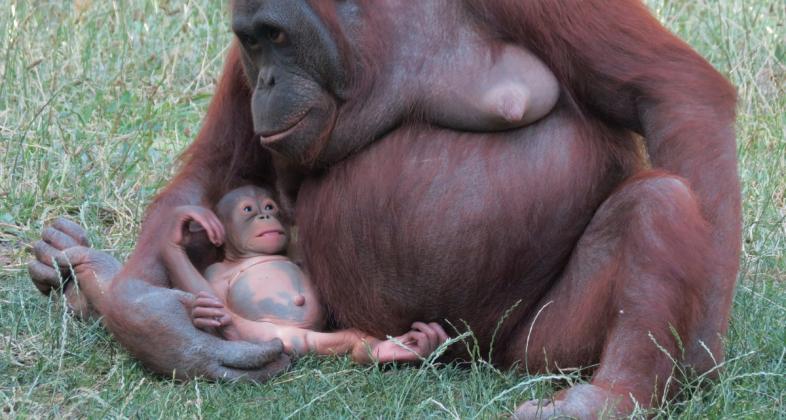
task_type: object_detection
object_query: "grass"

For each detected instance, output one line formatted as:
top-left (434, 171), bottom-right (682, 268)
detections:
top-left (0, 0), bottom-right (783, 418)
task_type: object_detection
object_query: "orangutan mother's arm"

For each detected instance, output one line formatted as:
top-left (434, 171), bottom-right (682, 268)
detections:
top-left (120, 43), bottom-right (270, 290)
top-left (99, 42), bottom-right (286, 381)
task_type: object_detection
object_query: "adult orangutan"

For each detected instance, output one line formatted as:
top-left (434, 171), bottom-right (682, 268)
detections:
top-left (29, 0), bottom-right (740, 417)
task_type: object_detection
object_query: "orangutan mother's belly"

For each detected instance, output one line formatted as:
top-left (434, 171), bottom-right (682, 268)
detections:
top-left (296, 121), bottom-right (627, 337)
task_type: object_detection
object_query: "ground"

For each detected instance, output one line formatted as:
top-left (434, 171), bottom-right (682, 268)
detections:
top-left (0, 0), bottom-right (783, 418)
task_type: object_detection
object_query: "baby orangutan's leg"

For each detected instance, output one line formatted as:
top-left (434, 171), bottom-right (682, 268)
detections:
top-left (28, 218), bottom-right (121, 319)
top-left (426, 44), bottom-right (560, 132)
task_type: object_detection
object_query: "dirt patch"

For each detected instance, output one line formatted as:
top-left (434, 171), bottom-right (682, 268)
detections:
top-left (0, 239), bottom-right (23, 270)
top-left (0, 243), bottom-right (13, 268)
top-left (0, 219), bottom-right (26, 270)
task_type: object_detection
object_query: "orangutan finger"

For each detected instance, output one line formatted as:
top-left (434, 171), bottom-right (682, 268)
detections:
top-left (51, 218), bottom-right (90, 246)
top-left (193, 211), bottom-right (222, 246)
top-left (218, 313), bottom-right (232, 326)
top-left (219, 338), bottom-right (285, 369)
top-left (27, 260), bottom-right (59, 294)
top-left (408, 331), bottom-right (428, 353)
top-left (193, 296), bottom-right (224, 308)
top-left (204, 212), bottom-right (225, 245)
top-left (42, 226), bottom-right (80, 250)
top-left (190, 213), bottom-right (216, 244)
top-left (429, 322), bottom-right (449, 343)
top-left (212, 349), bottom-right (289, 384)
top-left (412, 322), bottom-right (437, 350)
top-left (192, 307), bottom-right (228, 319)
top-left (32, 240), bottom-right (64, 268)
top-left (194, 318), bottom-right (222, 329)
top-left (54, 246), bottom-right (92, 268)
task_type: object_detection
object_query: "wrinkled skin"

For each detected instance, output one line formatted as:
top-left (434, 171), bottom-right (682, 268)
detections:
top-left (30, 1), bottom-right (740, 417)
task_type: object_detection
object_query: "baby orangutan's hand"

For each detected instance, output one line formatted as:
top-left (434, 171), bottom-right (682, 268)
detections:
top-left (372, 322), bottom-right (449, 363)
top-left (190, 291), bottom-right (233, 333)
top-left (166, 205), bottom-right (225, 249)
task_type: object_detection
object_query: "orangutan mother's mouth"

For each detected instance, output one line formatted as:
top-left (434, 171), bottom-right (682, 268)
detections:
top-left (259, 112), bottom-right (309, 144)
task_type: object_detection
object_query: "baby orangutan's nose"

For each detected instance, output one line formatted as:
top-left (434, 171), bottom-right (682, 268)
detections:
top-left (258, 214), bottom-right (272, 220)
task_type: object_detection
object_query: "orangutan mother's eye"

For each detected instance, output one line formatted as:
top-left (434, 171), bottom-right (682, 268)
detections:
top-left (265, 26), bottom-right (287, 45)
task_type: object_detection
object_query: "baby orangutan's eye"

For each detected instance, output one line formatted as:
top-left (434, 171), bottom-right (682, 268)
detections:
top-left (265, 204), bottom-right (275, 211)
top-left (243, 206), bottom-right (253, 213)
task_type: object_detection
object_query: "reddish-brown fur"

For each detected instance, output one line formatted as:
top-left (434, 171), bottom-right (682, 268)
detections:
top-left (30, 1), bottom-right (739, 416)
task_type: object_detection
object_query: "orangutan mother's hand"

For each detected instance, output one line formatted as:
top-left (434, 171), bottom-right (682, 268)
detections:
top-left (103, 278), bottom-right (290, 382)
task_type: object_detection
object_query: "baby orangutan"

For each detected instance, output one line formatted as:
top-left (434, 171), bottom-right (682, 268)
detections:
top-left (161, 185), bottom-right (448, 363)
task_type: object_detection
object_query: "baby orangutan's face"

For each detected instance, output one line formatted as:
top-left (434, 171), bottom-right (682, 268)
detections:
top-left (217, 186), bottom-right (288, 256)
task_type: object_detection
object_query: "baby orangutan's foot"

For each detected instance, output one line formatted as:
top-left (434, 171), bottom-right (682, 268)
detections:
top-left (370, 322), bottom-right (449, 363)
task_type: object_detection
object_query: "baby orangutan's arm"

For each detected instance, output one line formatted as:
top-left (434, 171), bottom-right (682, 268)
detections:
top-left (191, 293), bottom-right (448, 363)
top-left (160, 206), bottom-right (224, 295)
top-left (161, 206), bottom-right (231, 328)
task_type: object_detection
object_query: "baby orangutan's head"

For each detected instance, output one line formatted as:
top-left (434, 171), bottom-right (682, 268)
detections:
top-left (215, 185), bottom-right (288, 258)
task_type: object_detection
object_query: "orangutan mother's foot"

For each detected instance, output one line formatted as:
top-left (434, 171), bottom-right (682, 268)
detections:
top-left (514, 384), bottom-right (633, 419)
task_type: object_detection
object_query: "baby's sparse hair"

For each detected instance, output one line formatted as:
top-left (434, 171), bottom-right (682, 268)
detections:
top-left (214, 185), bottom-right (275, 222)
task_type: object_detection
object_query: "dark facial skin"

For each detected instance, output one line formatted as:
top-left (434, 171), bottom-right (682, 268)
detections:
top-left (215, 186), bottom-right (289, 259)
top-left (232, 1), bottom-right (344, 164)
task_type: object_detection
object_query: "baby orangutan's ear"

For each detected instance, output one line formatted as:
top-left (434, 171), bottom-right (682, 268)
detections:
top-left (188, 221), bottom-right (205, 233)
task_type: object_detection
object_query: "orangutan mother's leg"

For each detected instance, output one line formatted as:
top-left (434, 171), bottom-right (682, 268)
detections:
top-left (510, 172), bottom-right (725, 419)
top-left (28, 218), bottom-right (290, 381)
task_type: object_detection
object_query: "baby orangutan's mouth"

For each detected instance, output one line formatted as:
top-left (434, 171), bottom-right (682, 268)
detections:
top-left (257, 230), bottom-right (285, 238)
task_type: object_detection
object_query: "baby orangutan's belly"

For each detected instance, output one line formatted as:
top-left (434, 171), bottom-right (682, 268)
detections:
top-left (226, 260), bottom-right (324, 330)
